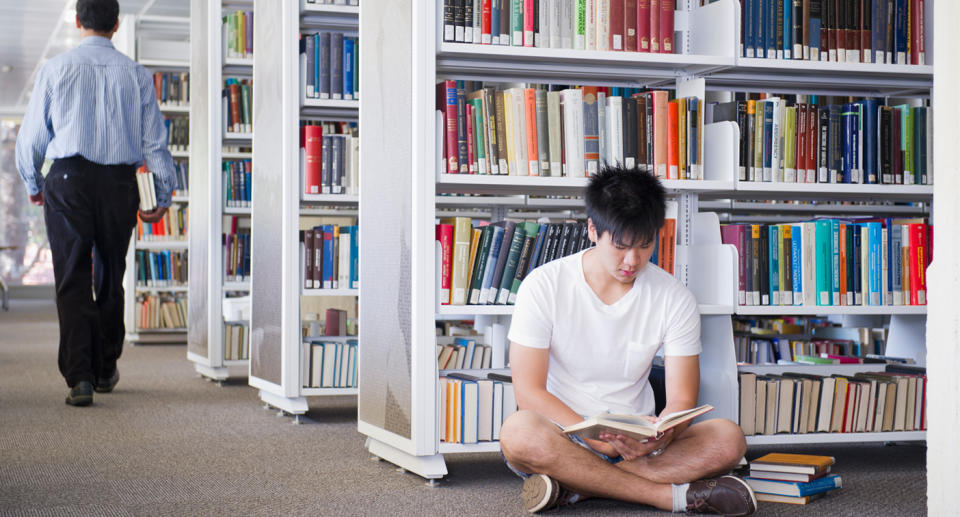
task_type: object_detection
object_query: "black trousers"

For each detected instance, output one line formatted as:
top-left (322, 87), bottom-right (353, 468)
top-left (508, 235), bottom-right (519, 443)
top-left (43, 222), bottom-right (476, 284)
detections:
top-left (43, 156), bottom-right (139, 387)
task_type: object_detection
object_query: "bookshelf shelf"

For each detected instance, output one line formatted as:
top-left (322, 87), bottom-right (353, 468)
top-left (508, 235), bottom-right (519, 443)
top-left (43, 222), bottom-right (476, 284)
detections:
top-left (171, 195), bottom-right (190, 203)
top-left (223, 206), bottom-right (251, 215)
top-left (300, 3), bottom-right (358, 16)
top-left (139, 58), bottom-right (189, 68)
top-left (702, 200), bottom-right (929, 217)
top-left (738, 364), bottom-right (895, 376)
top-left (136, 285), bottom-right (188, 293)
top-left (170, 150), bottom-right (189, 158)
top-left (436, 42), bottom-right (734, 86)
top-left (302, 288), bottom-right (358, 297)
top-left (745, 431), bottom-right (925, 445)
top-left (301, 193), bottom-right (359, 204)
top-left (159, 104), bottom-right (190, 113)
top-left (223, 131), bottom-right (253, 141)
top-left (436, 174), bottom-right (734, 196)
top-left (437, 305), bottom-right (514, 316)
top-left (438, 441), bottom-right (502, 454)
top-left (223, 56), bottom-right (254, 69)
top-left (135, 240), bottom-right (189, 251)
top-left (222, 151), bottom-right (252, 159)
top-left (735, 305), bottom-right (927, 316)
top-left (300, 97), bottom-right (360, 110)
top-left (301, 387), bottom-right (358, 397)
top-left (223, 281), bottom-right (251, 291)
top-left (720, 182), bottom-right (934, 201)
top-left (135, 327), bottom-right (187, 333)
top-left (714, 58), bottom-right (933, 96)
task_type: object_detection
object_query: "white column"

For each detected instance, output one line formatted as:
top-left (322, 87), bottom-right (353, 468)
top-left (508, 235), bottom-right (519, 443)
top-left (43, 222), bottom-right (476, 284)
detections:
top-left (927, 0), bottom-right (960, 512)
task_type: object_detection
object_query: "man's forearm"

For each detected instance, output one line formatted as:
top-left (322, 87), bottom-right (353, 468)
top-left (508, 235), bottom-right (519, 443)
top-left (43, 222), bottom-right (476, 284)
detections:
top-left (517, 388), bottom-right (586, 428)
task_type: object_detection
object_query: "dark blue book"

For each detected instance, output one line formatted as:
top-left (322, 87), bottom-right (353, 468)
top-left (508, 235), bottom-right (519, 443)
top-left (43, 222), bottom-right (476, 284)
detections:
top-left (762, 101), bottom-right (774, 179)
top-left (305, 33), bottom-right (316, 98)
top-left (744, 0), bottom-right (754, 57)
top-left (827, 105), bottom-right (841, 183)
top-left (322, 135), bottom-right (333, 193)
top-left (343, 37), bottom-right (354, 100)
top-left (491, 0), bottom-right (500, 45)
top-left (782, 0), bottom-right (791, 59)
top-left (766, 0), bottom-right (776, 58)
top-left (332, 135), bottom-right (344, 194)
top-left (809, 0), bottom-right (821, 57)
top-left (745, 474), bottom-right (842, 497)
top-left (319, 32), bottom-right (330, 98)
top-left (840, 103), bottom-right (855, 183)
top-left (688, 98), bottom-right (699, 175)
top-left (857, 99), bottom-right (879, 183)
top-left (914, 107), bottom-right (927, 184)
top-left (894, 0), bottom-right (907, 63)
top-left (526, 223), bottom-right (548, 276)
top-left (871, 0), bottom-right (885, 63)
top-left (456, 81), bottom-right (468, 173)
top-left (330, 32), bottom-right (343, 100)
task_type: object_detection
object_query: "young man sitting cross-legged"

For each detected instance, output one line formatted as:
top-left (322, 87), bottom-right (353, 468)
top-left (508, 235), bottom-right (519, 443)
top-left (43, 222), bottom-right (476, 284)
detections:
top-left (499, 166), bottom-right (756, 515)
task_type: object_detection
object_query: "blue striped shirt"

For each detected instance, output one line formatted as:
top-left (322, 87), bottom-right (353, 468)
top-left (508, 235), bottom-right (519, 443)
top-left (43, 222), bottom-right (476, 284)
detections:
top-left (15, 36), bottom-right (176, 207)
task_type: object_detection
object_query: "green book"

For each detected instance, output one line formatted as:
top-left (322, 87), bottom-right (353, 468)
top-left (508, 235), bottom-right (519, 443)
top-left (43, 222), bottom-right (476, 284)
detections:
top-left (575, 0), bottom-right (587, 49)
top-left (510, 0), bottom-right (523, 46)
top-left (509, 222), bottom-right (541, 303)
top-left (814, 220), bottom-right (833, 306)
top-left (795, 355), bottom-right (838, 365)
top-left (898, 105), bottom-right (915, 184)
top-left (468, 225), bottom-right (494, 305)
top-left (471, 98), bottom-right (487, 174)
top-left (783, 107), bottom-right (797, 182)
top-left (496, 226), bottom-right (527, 304)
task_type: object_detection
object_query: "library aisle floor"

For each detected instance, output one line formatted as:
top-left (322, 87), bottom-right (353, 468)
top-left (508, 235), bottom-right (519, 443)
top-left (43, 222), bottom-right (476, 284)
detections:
top-left (1, 299), bottom-right (926, 516)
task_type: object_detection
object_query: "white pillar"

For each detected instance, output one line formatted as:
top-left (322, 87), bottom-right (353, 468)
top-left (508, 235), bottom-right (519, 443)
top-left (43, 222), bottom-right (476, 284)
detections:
top-left (927, 0), bottom-right (960, 512)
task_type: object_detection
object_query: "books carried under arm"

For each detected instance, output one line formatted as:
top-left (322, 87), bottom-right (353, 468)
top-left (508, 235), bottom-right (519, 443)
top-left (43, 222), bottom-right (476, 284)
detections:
top-left (136, 166), bottom-right (158, 212)
top-left (562, 404), bottom-right (713, 442)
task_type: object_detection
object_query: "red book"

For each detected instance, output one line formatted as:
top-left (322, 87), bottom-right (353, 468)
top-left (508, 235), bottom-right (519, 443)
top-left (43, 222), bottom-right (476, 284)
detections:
top-left (625, 0), bottom-right (638, 51)
top-left (610, 0), bottom-right (625, 50)
top-left (911, 0), bottom-right (924, 65)
top-left (465, 103), bottom-right (476, 174)
top-left (441, 80), bottom-right (459, 174)
top-left (909, 223), bottom-right (927, 305)
top-left (523, 0), bottom-right (534, 46)
top-left (481, 0), bottom-right (492, 44)
top-left (437, 224), bottom-right (454, 305)
top-left (660, 0), bottom-right (674, 53)
top-left (807, 105), bottom-right (818, 183)
top-left (796, 103), bottom-right (807, 182)
top-left (637, 0), bottom-right (651, 52)
top-left (324, 308), bottom-right (345, 336)
top-left (649, 0), bottom-right (660, 53)
top-left (524, 88), bottom-right (539, 176)
top-left (304, 125), bottom-right (323, 194)
top-left (666, 99), bottom-right (678, 179)
top-left (821, 354), bottom-right (862, 364)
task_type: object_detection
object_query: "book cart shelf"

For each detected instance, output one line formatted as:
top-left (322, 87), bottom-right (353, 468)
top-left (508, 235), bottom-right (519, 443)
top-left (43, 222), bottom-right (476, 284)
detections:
top-left (246, 0), bottom-right (360, 420)
top-left (185, 0), bottom-right (253, 381)
top-left (359, 0), bottom-right (934, 480)
top-left (123, 14), bottom-right (191, 345)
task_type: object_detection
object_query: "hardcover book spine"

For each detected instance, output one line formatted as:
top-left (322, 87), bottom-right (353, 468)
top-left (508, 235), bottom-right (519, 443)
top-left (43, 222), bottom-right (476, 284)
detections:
top-left (660, 0), bottom-right (674, 53)
top-left (330, 33), bottom-right (343, 100)
top-left (625, 0), bottom-right (638, 50)
top-left (610, 0), bottom-right (624, 50)
top-left (637, 0), bottom-right (651, 52)
top-left (650, 0), bottom-right (660, 53)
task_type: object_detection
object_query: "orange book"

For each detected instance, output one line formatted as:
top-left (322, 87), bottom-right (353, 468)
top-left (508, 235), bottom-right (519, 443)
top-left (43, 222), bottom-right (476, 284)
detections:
top-left (651, 91), bottom-right (669, 178)
top-left (750, 453), bottom-right (836, 475)
top-left (524, 88), bottom-right (539, 176)
top-left (465, 227), bottom-right (483, 292)
top-left (137, 218), bottom-right (143, 240)
top-left (667, 100), bottom-right (679, 179)
top-left (661, 218), bottom-right (676, 274)
top-left (229, 83), bottom-right (242, 133)
top-left (153, 73), bottom-right (163, 102)
top-left (838, 224), bottom-right (847, 306)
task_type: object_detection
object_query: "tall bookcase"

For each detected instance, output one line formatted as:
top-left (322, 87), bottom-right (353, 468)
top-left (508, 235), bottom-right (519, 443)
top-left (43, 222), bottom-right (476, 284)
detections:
top-left (187, 0), bottom-right (254, 381)
top-left (359, 0), bottom-right (934, 480)
top-left (247, 0), bottom-right (360, 418)
top-left (123, 14), bottom-right (191, 344)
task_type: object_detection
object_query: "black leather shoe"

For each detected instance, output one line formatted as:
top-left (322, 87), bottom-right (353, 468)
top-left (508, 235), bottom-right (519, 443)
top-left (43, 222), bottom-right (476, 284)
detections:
top-left (66, 381), bottom-right (94, 406)
top-left (95, 369), bottom-right (119, 393)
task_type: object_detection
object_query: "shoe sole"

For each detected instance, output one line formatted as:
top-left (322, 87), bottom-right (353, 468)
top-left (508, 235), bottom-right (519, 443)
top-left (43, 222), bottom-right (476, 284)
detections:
top-left (94, 385), bottom-right (115, 393)
top-left (522, 474), bottom-right (556, 513)
top-left (65, 394), bottom-right (92, 406)
top-left (721, 475), bottom-right (758, 515)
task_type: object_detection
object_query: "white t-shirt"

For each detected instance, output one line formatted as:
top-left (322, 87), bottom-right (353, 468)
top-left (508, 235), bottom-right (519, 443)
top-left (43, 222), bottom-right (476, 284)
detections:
top-left (507, 249), bottom-right (701, 418)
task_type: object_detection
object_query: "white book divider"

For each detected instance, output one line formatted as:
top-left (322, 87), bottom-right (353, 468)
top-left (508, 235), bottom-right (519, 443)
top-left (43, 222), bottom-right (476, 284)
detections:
top-left (703, 121), bottom-right (739, 184)
top-left (684, 0), bottom-right (738, 58)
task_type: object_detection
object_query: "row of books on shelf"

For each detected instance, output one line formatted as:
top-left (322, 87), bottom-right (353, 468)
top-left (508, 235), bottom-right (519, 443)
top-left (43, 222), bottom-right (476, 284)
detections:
top-left (303, 308), bottom-right (358, 337)
top-left (735, 335), bottom-right (893, 365)
top-left (164, 116), bottom-right (189, 152)
top-left (299, 225), bottom-right (359, 290)
top-left (300, 32), bottom-right (358, 101)
top-left (223, 78), bottom-right (252, 134)
top-left (437, 207), bottom-right (675, 306)
top-left (170, 161), bottom-right (189, 196)
top-left (740, 0), bottom-right (926, 65)
top-left (224, 322), bottom-right (249, 360)
top-left (135, 250), bottom-right (188, 288)
top-left (222, 10), bottom-right (253, 59)
top-left (301, 121), bottom-right (359, 195)
top-left (439, 81), bottom-right (704, 179)
top-left (738, 365), bottom-right (926, 436)
top-left (714, 95), bottom-right (931, 185)
top-left (136, 293), bottom-right (187, 330)
top-left (440, 372), bottom-right (518, 444)
top-left (301, 337), bottom-right (358, 388)
top-left (137, 203), bottom-right (188, 241)
top-left (153, 72), bottom-right (189, 106)
top-left (223, 218), bottom-right (251, 282)
top-left (223, 159), bottom-right (251, 207)
top-left (442, 0), bottom-right (677, 53)
top-left (305, 0), bottom-right (359, 5)
top-left (745, 453), bottom-right (841, 505)
top-left (437, 336), bottom-right (493, 370)
top-left (720, 218), bottom-right (930, 307)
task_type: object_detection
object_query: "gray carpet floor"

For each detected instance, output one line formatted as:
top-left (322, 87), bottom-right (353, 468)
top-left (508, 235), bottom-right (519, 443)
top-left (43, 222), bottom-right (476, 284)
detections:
top-left (0, 299), bottom-right (926, 516)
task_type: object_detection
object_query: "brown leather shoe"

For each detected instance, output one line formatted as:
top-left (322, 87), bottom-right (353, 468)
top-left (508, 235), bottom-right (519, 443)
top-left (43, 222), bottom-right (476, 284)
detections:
top-left (686, 475), bottom-right (757, 516)
top-left (521, 474), bottom-right (579, 513)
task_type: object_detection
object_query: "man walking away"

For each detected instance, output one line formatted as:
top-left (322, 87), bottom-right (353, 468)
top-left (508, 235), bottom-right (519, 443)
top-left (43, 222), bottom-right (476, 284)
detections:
top-left (16, 0), bottom-right (176, 406)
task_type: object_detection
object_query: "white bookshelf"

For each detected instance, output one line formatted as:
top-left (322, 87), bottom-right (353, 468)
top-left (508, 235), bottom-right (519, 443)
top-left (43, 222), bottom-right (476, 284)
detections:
top-left (357, 0), bottom-right (933, 480)
top-left (746, 431), bottom-right (925, 446)
top-left (735, 305), bottom-right (928, 316)
top-left (124, 14), bottom-right (191, 345)
top-left (245, 0), bottom-right (360, 417)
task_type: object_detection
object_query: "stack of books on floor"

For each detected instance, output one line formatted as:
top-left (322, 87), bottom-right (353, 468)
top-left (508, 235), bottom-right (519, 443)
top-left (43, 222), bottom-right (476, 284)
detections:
top-left (745, 453), bottom-right (842, 505)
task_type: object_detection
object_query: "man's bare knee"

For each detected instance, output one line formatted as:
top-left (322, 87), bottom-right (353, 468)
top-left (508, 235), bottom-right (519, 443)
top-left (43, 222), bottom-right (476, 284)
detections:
top-left (707, 419), bottom-right (747, 470)
top-left (500, 410), bottom-right (561, 471)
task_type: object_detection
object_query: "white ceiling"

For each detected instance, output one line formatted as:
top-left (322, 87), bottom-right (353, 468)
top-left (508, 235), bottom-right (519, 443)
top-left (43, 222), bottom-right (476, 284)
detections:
top-left (0, 0), bottom-right (189, 116)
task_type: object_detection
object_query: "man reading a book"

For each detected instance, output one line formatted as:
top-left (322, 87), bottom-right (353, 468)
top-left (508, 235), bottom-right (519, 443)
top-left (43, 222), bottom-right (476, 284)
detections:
top-left (15, 0), bottom-right (176, 406)
top-left (500, 166), bottom-right (756, 515)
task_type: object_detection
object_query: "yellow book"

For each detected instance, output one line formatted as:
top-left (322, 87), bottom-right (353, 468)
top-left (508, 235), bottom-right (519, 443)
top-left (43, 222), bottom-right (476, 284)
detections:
top-left (750, 453), bottom-right (836, 474)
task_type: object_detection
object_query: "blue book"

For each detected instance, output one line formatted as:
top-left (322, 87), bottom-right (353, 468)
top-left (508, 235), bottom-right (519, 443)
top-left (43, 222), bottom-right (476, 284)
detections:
top-left (743, 0), bottom-right (753, 56)
top-left (766, 0), bottom-right (776, 58)
top-left (479, 225), bottom-right (505, 305)
top-left (343, 37), bottom-right (354, 100)
top-left (866, 222), bottom-right (882, 305)
top-left (456, 81), bottom-right (468, 173)
top-left (814, 219), bottom-right (833, 306)
top-left (853, 223), bottom-right (863, 305)
top-left (857, 99), bottom-right (879, 183)
top-left (460, 379), bottom-right (479, 444)
top-left (840, 103), bottom-right (856, 183)
top-left (305, 33), bottom-right (316, 98)
top-left (745, 474), bottom-right (842, 497)
top-left (768, 225), bottom-right (780, 305)
top-left (318, 32), bottom-right (329, 98)
top-left (762, 101), bottom-right (774, 180)
top-left (650, 229), bottom-right (660, 266)
top-left (894, 0), bottom-right (907, 63)
top-left (454, 337), bottom-right (477, 368)
top-left (872, 0), bottom-right (886, 63)
top-left (491, 1), bottom-right (500, 45)
top-left (348, 225), bottom-right (359, 289)
top-left (322, 224), bottom-right (336, 288)
top-left (753, 0), bottom-right (763, 57)
top-left (791, 224), bottom-right (802, 305)
top-left (891, 223), bottom-right (902, 304)
top-left (526, 223), bottom-right (548, 277)
top-left (831, 219), bottom-right (840, 305)
top-left (330, 32), bottom-right (343, 100)
top-left (809, 2), bottom-right (821, 58)
top-left (782, 0), bottom-right (791, 59)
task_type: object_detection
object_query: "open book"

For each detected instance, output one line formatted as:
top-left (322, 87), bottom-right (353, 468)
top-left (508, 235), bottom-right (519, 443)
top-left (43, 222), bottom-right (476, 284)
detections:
top-left (562, 404), bottom-right (714, 442)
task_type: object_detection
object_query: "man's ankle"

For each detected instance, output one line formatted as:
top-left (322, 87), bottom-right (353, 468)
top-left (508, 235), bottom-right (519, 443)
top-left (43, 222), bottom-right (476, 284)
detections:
top-left (672, 482), bottom-right (690, 512)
